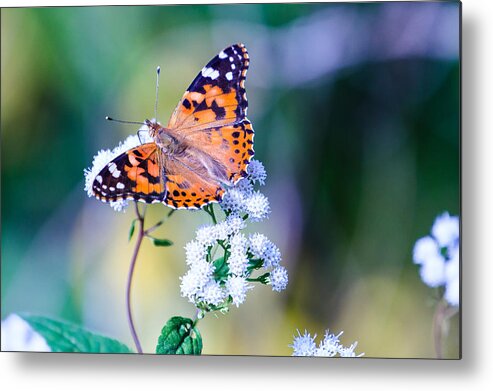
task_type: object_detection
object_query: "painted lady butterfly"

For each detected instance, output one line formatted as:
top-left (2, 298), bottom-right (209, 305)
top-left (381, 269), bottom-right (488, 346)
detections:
top-left (92, 43), bottom-right (254, 209)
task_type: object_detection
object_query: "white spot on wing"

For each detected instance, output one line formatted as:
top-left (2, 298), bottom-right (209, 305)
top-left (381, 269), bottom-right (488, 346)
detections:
top-left (218, 51), bottom-right (227, 59)
top-left (225, 72), bottom-right (233, 81)
top-left (201, 67), bottom-right (220, 80)
top-left (116, 182), bottom-right (125, 189)
top-left (96, 175), bottom-right (103, 183)
top-left (108, 162), bottom-right (117, 173)
top-left (210, 70), bottom-right (219, 80)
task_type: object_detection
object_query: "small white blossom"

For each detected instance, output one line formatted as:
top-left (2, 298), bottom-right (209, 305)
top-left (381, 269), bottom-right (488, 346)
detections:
top-left (290, 330), bottom-right (317, 356)
top-left (444, 245), bottom-right (460, 306)
top-left (230, 233), bottom-right (248, 256)
top-left (227, 252), bottom-right (249, 276)
top-left (291, 329), bottom-right (364, 357)
top-left (213, 221), bottom-right (230, 241)
top-left (270, 266), bottom-right (289, 292)
top-left (445, 246), bottom-right (459, 281)
top-left (338, 341), bottom-right (363, 357)
top-left (413, 236), bottom-right (440, 265)
top-left (246, 159), bottom-right (267, 185)
top-left (195, 224), bottom-right (217, 247)
top-left (419, 254), bottom-right (446, 287)
top-left (432, 212), bottom-right (460, 248)
top-left (115, 134), bottom-right (147, 155)
top-left (413, 212), bottom-right (460, 304)
top-left (245, 191), bottom-right (270, 221)
top-left (200, 280), bottom-right (227, 306)
top-left (190, 259), bottom-right (215, 282)
top-left (180, 258), bottom-right (215, 302)
top-left (235, 177), bottom-right (254, 196)
top-left (1, 314), bottom-right (51, 352)
top-left (107, 199), bottom-right (128, 212)
top-left (226, 276), bottom-right (252, 307)
top-left (180, 271), bottom-right (201, 301)
top-left (445, 276), bottom-right (459, 307)
top-left (225, 214), bottom-right (246, 234)
top-left (314, 330), bottom-right (343, 357)
top-left (220, 188), bottom-right (246, 214)
top-left (263, 242), bottom-right (282, 268)
top-left (184, 240), bottom-right (207, 266)
top-left (248, 233), bottom-right (270, 259)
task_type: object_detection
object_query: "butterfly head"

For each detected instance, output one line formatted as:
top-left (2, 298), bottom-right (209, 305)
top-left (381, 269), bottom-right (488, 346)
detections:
top-left (145, 118), bottom-right (163, 139)
top-left (144, 118), bottom-right (183, 154)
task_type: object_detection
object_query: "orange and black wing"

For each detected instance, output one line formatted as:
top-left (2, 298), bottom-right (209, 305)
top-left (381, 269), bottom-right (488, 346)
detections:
top-left (92, 143), bottom-right (167, 203)
top-left (160, 154), bottom-right (225, 210)
top-left (167, 43), bottom-right (250, 133)
top-left (167, 43), bottom-right (254, 185)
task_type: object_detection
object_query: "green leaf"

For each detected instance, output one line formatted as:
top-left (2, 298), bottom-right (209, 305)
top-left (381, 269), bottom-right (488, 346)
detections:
top-left (150, 237), bottom-right (173, 247)
top-left (156, 316), bottom-right (202, 355)
top-left (247, 258), bottom-right (264, 272)
top-left (18, 313), bottom-right (133, 353)
top-left (213, 256), bottom-right (230, 280)
top-left (128, 219), bottom-right (137, 241)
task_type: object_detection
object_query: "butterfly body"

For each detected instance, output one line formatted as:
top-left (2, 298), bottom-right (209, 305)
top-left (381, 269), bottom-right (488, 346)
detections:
top-left (92, 44), bottom-right (254, 210)
top-left (146, 120), bottom-right (185, 155)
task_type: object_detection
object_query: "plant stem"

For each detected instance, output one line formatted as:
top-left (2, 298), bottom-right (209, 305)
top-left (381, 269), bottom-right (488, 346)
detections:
top-left (126, 205), bottom-right (175, 353)
top-left (205, 204), bottom-right (217, 224)
top-left (144, 209), bottom-right (175, 236)
top-left (193, 309), bottom-right (203, 326)
top-left (432, 299), bottom-right (459, 359)
top-left (126, 202), bottom-right (145, 354)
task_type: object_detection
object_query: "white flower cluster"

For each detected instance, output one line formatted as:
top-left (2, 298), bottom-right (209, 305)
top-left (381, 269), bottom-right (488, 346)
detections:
top-left (413, 212), bottom-right (460, 306)
top-left (83, 124), bottom-right (153, 212)
top-left (1, 314), bottom-right (51, 352)
top-left (290, 329), bottom-right (364, 357)
top-left (220, 161), bottom-right (270, 222)
top-left (180, 160), bottom-right (288, 310)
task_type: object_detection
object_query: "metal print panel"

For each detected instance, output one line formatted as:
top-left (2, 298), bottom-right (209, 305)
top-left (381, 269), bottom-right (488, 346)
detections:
top-left (1, 1), bottom-right (460, 358)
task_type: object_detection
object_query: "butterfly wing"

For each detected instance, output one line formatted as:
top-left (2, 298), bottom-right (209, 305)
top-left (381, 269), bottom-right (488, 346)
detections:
top-left (167, 43), bottom-right (249, 132)
top-left (92, 142), bottom-right (223, 209)
top-left (166, 43), bottom-right (254, 185)
top-left (161, 154), bottom-right (225, 209)
top-left (179, 119), bottom-right (255, 184)
top-left (92, 143), bottom-right (167, 203)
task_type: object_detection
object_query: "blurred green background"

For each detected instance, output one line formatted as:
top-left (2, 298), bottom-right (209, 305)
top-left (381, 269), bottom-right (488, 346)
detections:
top-left (1, 2), bottom-right (460, 357)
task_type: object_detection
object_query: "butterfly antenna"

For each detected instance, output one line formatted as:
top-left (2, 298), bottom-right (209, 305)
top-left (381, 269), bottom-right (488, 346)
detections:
top-left (154, 66), bottom-right (161, 123)
top-left (105, 116), bottom-right (144, 126)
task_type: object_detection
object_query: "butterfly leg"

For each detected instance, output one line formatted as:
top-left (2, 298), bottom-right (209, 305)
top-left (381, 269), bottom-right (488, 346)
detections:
top-left (137, 129), bottom-right (148, 144)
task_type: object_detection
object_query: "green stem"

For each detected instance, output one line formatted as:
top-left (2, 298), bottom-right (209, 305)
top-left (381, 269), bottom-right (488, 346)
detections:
top-left (126, 202), bottom-right (146, 354)
top-left (205, 204), bottom-right (217, 224)
top-left (144, 208), bottom-right (176, 236)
